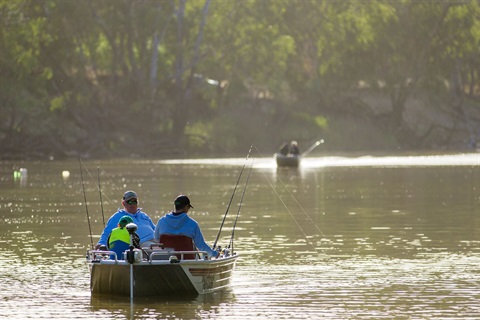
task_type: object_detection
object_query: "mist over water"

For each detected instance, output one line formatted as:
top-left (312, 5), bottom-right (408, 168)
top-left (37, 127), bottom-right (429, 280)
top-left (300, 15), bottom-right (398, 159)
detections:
top-left (1, 153), bottom-right (479, 319)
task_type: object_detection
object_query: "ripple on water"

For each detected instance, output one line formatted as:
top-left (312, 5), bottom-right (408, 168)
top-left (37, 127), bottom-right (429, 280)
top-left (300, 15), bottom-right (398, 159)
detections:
top-left (230, 253), bottom-right (480, 319)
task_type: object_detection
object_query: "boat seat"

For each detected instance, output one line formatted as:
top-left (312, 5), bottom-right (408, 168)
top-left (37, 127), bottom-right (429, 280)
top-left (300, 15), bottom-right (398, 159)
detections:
top-left (159, 234), bottom-right (196, 260)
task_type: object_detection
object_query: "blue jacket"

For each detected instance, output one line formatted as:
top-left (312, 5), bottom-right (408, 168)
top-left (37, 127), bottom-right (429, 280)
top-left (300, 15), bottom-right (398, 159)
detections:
top-left (154, 212), bottom-right (217, 258)
top-left (97, 209), bottom-right (155, 246)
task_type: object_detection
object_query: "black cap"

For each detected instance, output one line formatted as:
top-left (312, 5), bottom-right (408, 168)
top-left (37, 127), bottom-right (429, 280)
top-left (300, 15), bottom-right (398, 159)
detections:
top-left (174, 195), bottom-right (193, 208)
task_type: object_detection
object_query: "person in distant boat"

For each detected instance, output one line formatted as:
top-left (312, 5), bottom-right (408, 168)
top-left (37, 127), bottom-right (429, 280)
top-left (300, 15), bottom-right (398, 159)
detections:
top-left (95, 190), bottom-right (156, 249)
top-left (154, 195), bottom-right (219, 258)
top-left (107, 215), bottom-right (140, 257)
top-left (289, 141), bottom-right (300, 155)
top-left (279, 142), bottom-right (290, 156)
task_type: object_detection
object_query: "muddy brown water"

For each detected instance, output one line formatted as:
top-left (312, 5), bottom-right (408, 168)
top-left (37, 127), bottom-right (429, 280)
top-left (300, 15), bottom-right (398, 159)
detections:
top-left (1, 154), bottom-right (479, 319)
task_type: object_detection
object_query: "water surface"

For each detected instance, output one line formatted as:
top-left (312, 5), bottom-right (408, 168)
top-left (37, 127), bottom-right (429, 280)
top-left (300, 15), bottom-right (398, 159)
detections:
top-left (1, 153), bottom-right (479, 319)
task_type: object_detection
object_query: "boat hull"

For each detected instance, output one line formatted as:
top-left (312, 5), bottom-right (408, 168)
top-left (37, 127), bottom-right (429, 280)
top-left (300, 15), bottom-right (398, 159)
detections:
top-left (89, 255), bottom-right (238, 297)
top-left (275, 153), bottom-right (301, 167)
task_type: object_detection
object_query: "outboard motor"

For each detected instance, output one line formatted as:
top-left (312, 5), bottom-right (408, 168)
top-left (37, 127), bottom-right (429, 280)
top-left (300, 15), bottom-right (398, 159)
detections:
top-left (126, 222), bottom-right (138, 235)
top-left (125, 223), bottom-right (139, 263)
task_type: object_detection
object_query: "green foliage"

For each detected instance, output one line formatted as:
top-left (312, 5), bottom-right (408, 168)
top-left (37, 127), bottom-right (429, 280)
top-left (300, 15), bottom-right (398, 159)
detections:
top-left (314, 116), bottom-right (328, 130)
top-left (1, 0), bottom-right (479, 159)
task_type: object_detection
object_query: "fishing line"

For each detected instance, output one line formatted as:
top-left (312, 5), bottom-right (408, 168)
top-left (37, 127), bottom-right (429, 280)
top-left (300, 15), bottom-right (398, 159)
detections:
top-left (79, 158), bottom-right (94, 249)
top-left (96, 165), bottom-right (124, 194)
top-left (213, 145), bottom-right (253, 250)
top-left (253, 145), bottom-right (326, 252)
top-left (81, 164), bottom-right (117, 209)
top-left (229, 157), bottom-right (254, 253)
top-left (97, 166), bottom-right (106, 227)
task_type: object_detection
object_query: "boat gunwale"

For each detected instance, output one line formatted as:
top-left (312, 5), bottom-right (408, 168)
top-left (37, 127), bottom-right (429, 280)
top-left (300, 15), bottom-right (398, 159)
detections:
top-left (86, 249), bottom-right (239, 266)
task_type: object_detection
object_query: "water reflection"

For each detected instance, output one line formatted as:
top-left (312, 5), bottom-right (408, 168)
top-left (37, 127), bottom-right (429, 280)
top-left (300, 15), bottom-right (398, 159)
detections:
top-left (89, 290), bottom-right (236, 319)
top-left (12, 168), bottom-right (28, 187)
top-left (157, 153), bottom-right (480, 168)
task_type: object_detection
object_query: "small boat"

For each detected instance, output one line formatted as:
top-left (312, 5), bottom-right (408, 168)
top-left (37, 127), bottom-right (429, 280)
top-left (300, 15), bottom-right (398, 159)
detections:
top-left (83, 149), bottom-right (252, 299)
top-left (274, 153), bottom-right (301, 167)
top-left (87, 234), bottom-right (238, 297)
top-left (274, 140), bottom-right (324, 167)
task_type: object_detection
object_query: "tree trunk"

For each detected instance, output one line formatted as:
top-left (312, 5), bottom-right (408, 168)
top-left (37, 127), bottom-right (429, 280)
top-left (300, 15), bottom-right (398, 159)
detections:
top-left (171, 0), bottom-right (211, 151)
top-left (171, 0), bottom-right (187, 149)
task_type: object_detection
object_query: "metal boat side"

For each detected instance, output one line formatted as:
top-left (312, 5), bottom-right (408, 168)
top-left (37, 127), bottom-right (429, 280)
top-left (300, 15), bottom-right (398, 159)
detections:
top-left (87, 249), bottom-right (238, 296)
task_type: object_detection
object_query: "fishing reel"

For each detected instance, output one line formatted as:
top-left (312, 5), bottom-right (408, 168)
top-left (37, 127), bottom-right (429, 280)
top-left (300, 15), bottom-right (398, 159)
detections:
top-left (216, 245), bottom-right (231, 258)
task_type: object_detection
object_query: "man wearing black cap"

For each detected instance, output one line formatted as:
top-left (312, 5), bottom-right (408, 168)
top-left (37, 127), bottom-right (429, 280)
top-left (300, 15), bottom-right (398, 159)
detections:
top-left (154, 195), bottom-right (219, 258)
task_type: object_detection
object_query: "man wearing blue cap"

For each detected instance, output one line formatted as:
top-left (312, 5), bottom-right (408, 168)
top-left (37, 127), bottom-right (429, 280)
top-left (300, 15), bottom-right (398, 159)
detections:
top-left (95, 190), bottom-right (156, 249)
top-left (154, 195), bottom-right (219, 258)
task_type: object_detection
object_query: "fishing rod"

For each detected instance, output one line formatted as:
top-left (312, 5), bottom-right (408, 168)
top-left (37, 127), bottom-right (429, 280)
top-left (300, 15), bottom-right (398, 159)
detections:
top-left (228, 158), bottom-right (254, 254)
top-left (301, 139), bottom-right (324, 157)
top-left (82, 164), bottom-right (121, 217)
top-left (97, 165), bottom-right (106, 228)
top-left (213, 145), bottom-right (253, 250)
top-left (79, 158), bottom-right (94, 250)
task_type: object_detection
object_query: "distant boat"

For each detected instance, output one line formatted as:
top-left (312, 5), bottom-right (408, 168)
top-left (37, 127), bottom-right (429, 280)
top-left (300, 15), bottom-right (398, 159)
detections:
top-left (274, 139), bottom-right (324, 167)
top-left (274, 153), bottom-right (301, 167)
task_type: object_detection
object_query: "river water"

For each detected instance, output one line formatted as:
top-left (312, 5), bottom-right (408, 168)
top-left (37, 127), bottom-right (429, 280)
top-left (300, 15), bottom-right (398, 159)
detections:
top-left (1, 153), bottom-right (479, 319)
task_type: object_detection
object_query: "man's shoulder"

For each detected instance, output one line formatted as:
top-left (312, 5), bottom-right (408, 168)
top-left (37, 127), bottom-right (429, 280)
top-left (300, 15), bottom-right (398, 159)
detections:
top-left (137, 210), bottom-right (154, 220)
top-left (186, 216), bottom-right (200, 226)
top-left (111, 208), bottom-right (127, 215)
top-left (109, 211), bottom-right (126, 220)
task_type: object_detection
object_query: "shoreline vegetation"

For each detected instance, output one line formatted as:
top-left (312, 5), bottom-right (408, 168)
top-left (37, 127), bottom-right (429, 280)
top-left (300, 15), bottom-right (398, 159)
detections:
top-left (1, 1), bottom-right (479, 160)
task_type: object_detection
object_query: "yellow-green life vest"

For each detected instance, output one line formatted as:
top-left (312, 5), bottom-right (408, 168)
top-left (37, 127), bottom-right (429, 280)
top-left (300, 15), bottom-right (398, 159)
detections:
top-left (108, 227), bottom-right (130, 249)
